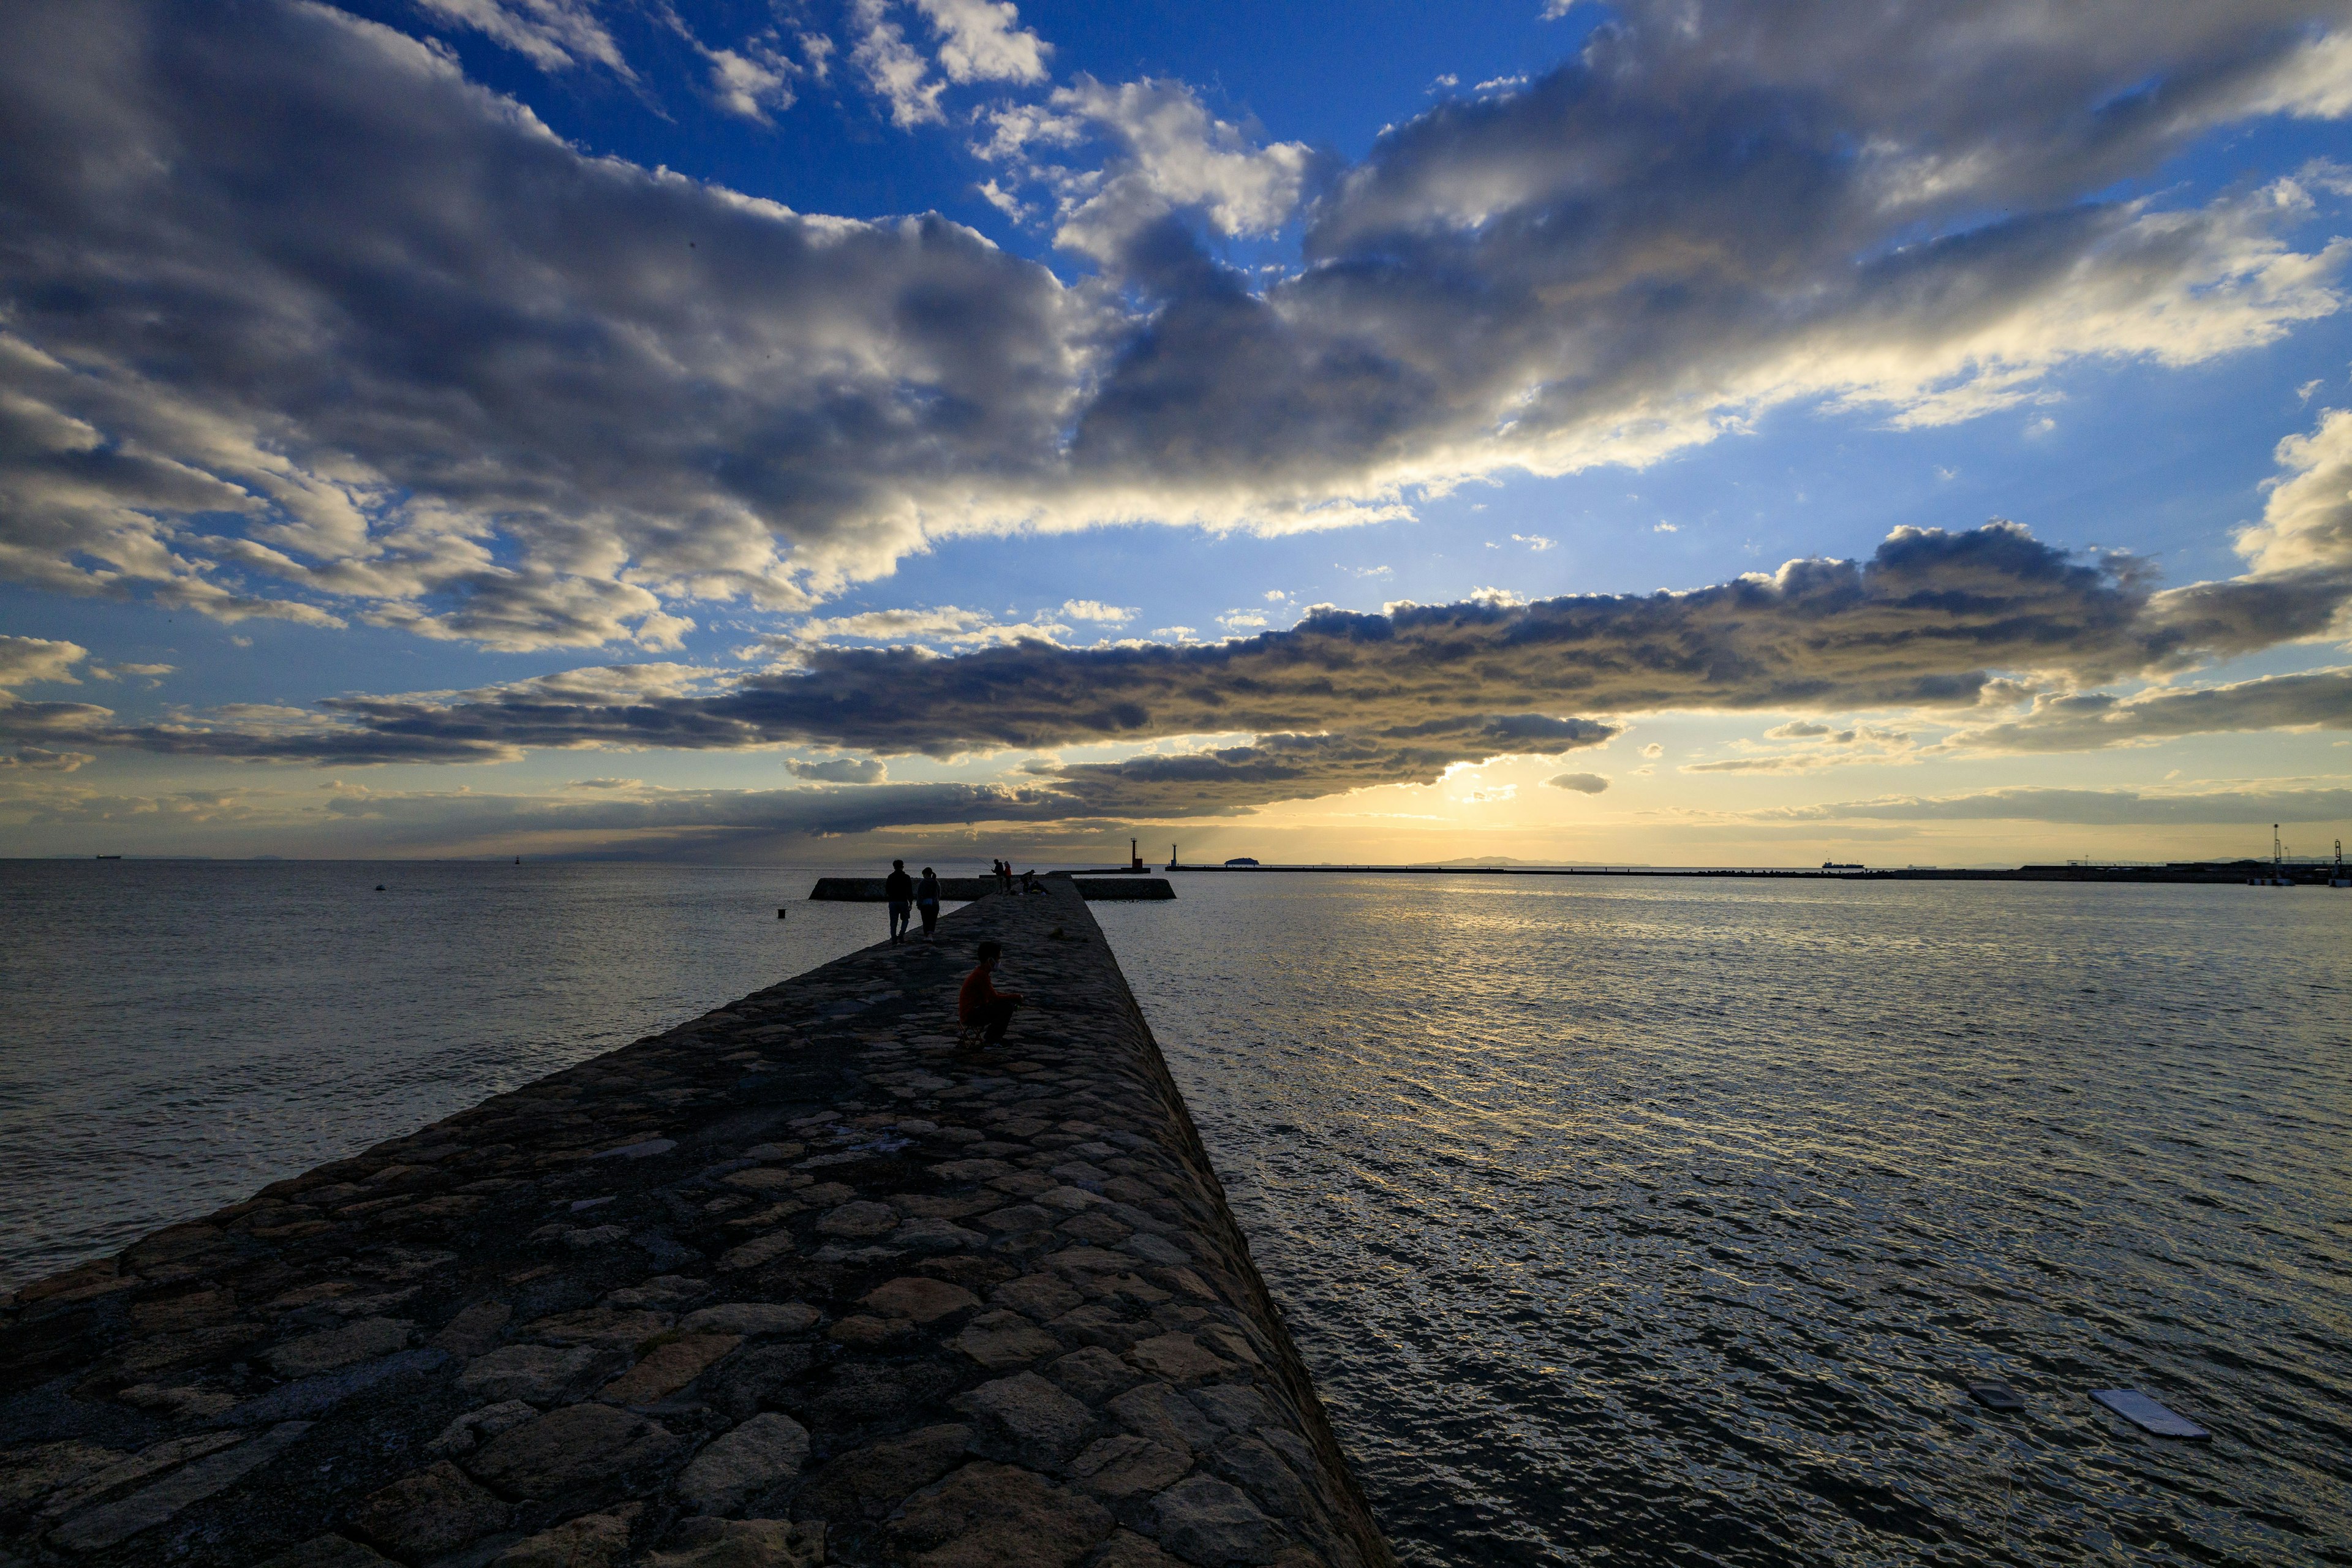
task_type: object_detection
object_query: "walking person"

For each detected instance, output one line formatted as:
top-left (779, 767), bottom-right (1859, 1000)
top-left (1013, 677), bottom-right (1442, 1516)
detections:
top-left (958, 939), bottom-right (1023, 1047)
top-left (884, 858), bottom-right (914, 944)
top-left (916, 866), bottom-right (943, 941)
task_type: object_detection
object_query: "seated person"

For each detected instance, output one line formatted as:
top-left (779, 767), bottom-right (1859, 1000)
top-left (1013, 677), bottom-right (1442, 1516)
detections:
top-left (958, 939), bottom-right (1023, 1045)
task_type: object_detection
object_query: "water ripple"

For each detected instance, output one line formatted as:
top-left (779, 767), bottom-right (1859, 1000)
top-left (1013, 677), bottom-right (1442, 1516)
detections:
top-left (1098, 874), bottom-right (2352, 1567)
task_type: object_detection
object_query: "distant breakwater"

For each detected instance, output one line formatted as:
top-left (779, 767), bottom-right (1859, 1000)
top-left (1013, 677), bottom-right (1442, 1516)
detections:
top-left (0, 878), bottom-right (1387, 1568)
top-left (809, 879), bottom-right (1175, 902)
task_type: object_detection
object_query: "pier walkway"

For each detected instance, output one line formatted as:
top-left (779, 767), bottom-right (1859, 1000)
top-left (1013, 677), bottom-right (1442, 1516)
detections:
top-left (0, 881), bottom-right (1390, 1568)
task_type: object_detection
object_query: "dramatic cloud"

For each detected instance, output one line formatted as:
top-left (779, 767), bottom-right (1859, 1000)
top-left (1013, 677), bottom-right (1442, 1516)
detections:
top-left (1943, 668), bottom-right (2352, 752)
top-left (12, 0), bottom-right (2343, 652)
top-left (1753, 785), bottom-right (2352, 826)
top-left (785, 755), bottom-right (888, 783)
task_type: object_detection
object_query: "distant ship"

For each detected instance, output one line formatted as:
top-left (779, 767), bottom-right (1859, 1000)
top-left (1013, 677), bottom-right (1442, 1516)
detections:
top-left (94, 854), bottom-right (122, 860)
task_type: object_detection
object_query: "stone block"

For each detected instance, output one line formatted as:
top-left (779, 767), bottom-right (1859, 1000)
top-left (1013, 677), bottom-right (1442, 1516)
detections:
top-left (718, 1232), bottom-right (797, 1272)
top-left (1049, 1303), bottom-right (1150, 1351)
top-left (256, 1535), bottom-right (400, 1567)
top-left (458, 1344), bottom-right (612, 1404)
top-left (0, 1441), bottom-right (123, 1510)
top-left (1210, 1435), bottom-right (1315, 1522)
top-left (427, 1399), bottom-right (540, 1457)
top-left (992, 1273), bottom-right (1085, 1321)
top-left (863, 1276), bottom-right (979, 1324)
top-left (676, 1411), bottom-right (810, 1515)
top-left (494, 1512), bottom-right (633, 1568)
top-left (895, 1217), bottom-right (987, 1251)
top-left (643, 1517), bottom-right (824, 1568)
top-left (46, 1421), bottom-right (313, 1555)
top-left (954, 1372), bottom-right (1093, 1467)
top-left (431, 1302), bottom-right (513, 1357)
top-left (1069, 1434), bottom-right (1191, 1500)
top-left (827, 1314), bottom-right (912, 1349)
top-left (347, 1460), bottom-right (510, 1561)
top-left (1047, 1346), bottom-right (1137, 1404)
top-left (815, 1200), bottom-right (898, 1238)
top-left (889, 1461), bottom-right (1112, 1568)
top-left (601, 1333), bottom-right (740, 1403)
top-left (951, 1310), bottom-right (1062, 1370)
top-left (1126, 1333), bottom-right (1235, 1386)
top-left (521, 1308), bottom-right (669, 1347)
top-left (1090, 1528), bottom-right (1187, 1568)
top-left (466, 1403), bottom-right (684, 1499)
top-left (1149, 1475), bottom-right (1283, 1566)
top-left (1110, 1384), bottom-right (1218, 1456)
top-left (677, 1302), bottom-right (818, 1336)
top-left (263, 1318), bottom-right (413, 1378)
top-left (1187, 1385), bottom-right (1275, 1434)
top-left (797, 1423), bottom-right (971, 1520)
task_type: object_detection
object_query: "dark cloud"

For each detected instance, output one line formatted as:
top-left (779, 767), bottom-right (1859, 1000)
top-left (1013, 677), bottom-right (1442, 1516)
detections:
top-left (1754, 786), bottom-right (2352, 826)
top-left (1, 0), bottom-right (2346, 646)
top-left (1546, 772), bottom-right (1609, 794)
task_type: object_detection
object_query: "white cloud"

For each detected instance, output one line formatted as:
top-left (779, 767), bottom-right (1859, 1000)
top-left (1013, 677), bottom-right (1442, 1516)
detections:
top-left (979, 78), bottom-right (1316, 262)
top-left (1653, 521), bottom-right (1678, 532)
top-left (703, 40), bottom-right (801, 122)
top-left (850, 0), bottom-right (944, 127)
top-left (1512, 532), bottom-right (1556, 550)
top-left (412, 0), bottom-right (629, 75)
top-left (766, 605), bottom-right (1070, 651)
top-left (0, 635), bottom-right (86, 688)
top-left (1640, 742), bottom-right (1663, 758)
top-left (911, 0), bottom-right (1049, 85)
top-left (1060, 598), bottom-right (1135, 622)
top-left (1217, 610), bottom-right (1269, 630)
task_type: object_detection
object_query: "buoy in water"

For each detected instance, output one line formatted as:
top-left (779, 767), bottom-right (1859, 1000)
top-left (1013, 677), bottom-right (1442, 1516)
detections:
top-left (375, 884), bottom-right (385, 891)
top-left (777, 907), bottom-right (787, 919)
top-left (2090, 1388), bottom-right (2208, 1439)
top-left (1966, 1379), bottom-right (2025, 1411)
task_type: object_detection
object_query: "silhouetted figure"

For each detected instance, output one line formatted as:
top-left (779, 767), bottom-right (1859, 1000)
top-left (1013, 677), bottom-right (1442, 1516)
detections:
top-left (916, 867), bottom-right (943, 940)
top-left (995, 859), bottom-right (1012, 894)
top-left (884, 858), bottom-right (914, 943)
top-left (1021, 868), bottom-right (1041, 894)
top-left (959, 939), bottom-right (1023, 1046)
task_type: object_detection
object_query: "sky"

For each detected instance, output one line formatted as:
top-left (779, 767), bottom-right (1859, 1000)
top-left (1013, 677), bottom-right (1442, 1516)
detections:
top-left (3, 0), bottom-right (2352, 868)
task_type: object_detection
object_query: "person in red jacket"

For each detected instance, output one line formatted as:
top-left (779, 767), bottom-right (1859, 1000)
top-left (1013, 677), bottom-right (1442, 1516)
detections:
top-left (958, 939), bottom-right (1022, 1046)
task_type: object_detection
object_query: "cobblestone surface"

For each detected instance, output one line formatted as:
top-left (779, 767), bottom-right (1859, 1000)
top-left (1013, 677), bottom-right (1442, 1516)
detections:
top-left (0, 878), bottom-right (1394, 1568)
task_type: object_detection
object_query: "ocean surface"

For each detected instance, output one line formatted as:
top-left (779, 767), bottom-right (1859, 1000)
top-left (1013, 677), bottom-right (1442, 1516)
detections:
top-left (1095, 874), bottom-right (2352, 1567)
top-left (0, 859), bottom-right (893, 1289)
top-left (6, 862), bottom-right (2350, 1566)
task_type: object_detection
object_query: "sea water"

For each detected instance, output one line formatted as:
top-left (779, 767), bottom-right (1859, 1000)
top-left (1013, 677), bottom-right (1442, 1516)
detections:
top-left (5, 861), bottom-right (2347, 1565)
top-left (1097, 873), bottom-right (2352, 1567)
top-left (0, 859), bottom-right (889, 1289)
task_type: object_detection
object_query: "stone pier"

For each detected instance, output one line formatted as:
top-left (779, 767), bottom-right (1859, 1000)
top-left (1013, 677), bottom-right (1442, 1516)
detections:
top-left (0, 879), bottom-right (1395, 1568)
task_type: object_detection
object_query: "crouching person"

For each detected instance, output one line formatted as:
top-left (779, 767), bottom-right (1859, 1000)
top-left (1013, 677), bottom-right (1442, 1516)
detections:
top-left (958, 939), bottom-right (1023, 1047)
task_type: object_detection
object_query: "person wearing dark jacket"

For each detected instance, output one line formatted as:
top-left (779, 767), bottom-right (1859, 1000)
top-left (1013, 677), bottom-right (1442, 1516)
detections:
top-left (884, 859), bottom-right (914, 943)
top-left (916, 867), bottom-right (943, 940)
